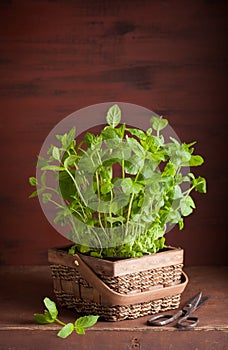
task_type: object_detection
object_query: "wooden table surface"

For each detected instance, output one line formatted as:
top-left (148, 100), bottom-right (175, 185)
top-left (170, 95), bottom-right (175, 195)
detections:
top-left (0, 266), bottom-right (227, 350)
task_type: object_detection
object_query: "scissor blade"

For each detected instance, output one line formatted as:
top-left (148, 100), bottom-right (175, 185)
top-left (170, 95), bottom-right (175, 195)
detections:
top-left (196, 295), bottom-right (209, 309)
top-left (182, 292), bottom-right (202, 314)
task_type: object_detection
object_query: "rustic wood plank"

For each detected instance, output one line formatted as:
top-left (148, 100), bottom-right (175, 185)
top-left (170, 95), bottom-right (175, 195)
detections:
top-left (0, 266), bottom-right (227, 350)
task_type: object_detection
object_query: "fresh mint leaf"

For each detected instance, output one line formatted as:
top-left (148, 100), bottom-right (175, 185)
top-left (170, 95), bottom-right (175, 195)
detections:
top-left (180, 196), bottom-right (195, 216)
top-left (75, 315), bottom-right (99, 329)
top-left (34, 313), bottom-right (51, 324)
top-left (64, 155), bottom-right (77, 168)
top-left (126, 136), bottom-right (145, 157)
top-left (29, 189), bottom-right (43, 198)
top-left (150, 116), bottom-right (168, 131)
top-left (101, 126), bottom-right (119, 140)
top-left (56, 128), bottom-right (76, 149)
top-left (75, 326), bottom-right (85, 335)
top-left (52, 146), bottom-right (61, 162)
top-left (84, 132), bottom-right (95, 147)
top-left (120, 178), bottom-right (133, 195)
top-left (106, 104), bottom-right (121, 128)
top-left (178, 218), bottom-right (184, 230)
top-left (44, 297), bottom-right (58, 319)
top-left (42, 193), bottom-right (52, 204)
top-left (189, 155), bottom-right (204, 166)
top-left (126, 128), bottom-right (146, 140)
top-left (44, 310), bottom-right (56, 323)
top-left (193, 176), bottom-right (207, 193)
top-left (100, 182), bottom-right (113, 195)
top-left (57, 323), bottom-right (74, 339)
top-left (29, 177), bottom-right (37, 186)
top-left (66, 127), bottom-right (76, 148)
top-left (68, 245), bottom-right (76, 255)
top-left (40, 172), bottom-right (46, 186)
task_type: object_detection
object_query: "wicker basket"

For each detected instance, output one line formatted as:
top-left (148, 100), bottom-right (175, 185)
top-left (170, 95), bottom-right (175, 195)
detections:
top-left (48, 246), bottom-right (188, 321)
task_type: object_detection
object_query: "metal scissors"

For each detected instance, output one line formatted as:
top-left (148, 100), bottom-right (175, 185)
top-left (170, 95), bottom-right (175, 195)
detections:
top-left (147, 292), bottom-right (209, 330)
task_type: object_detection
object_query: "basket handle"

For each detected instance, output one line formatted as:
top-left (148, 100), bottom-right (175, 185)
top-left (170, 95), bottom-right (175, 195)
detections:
top-left (73, 254), bottom-right (188, 306)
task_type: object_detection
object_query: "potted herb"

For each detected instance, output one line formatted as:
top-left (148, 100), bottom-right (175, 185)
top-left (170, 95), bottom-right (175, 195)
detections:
top-left (29, 104), bottom-right (206, 321)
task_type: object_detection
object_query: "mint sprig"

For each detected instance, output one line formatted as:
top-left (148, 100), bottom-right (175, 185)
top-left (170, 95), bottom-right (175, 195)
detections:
top-left (34, 297), bottom-right (99, 339)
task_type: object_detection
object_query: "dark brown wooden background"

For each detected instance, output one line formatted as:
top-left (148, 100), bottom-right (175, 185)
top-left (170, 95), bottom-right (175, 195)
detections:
top-left (0, 0), bottom-right (227, 266)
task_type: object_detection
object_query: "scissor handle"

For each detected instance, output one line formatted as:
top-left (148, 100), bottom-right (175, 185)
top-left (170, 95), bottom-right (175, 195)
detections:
top-left (147, 310), bottom-right (183, 326)
top-left (177, 316), bottom-right (199, 330)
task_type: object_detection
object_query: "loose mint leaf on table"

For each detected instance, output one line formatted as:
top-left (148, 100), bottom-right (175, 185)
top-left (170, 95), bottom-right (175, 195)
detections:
top-left (44, 297), bottom-right (58, 319)
top-left (75, 315), bottom-right (100, 330)
top-left (34, 298), bottom-right (99, 339)
top-left (75, 326), bottom-right (85, 335)
top-left (57, 323), bottom-right (74, 339)
top-left (34, 313), bottom-right (52, 324)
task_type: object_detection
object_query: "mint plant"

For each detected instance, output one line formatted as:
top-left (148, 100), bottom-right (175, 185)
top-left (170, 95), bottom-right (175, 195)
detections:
top-left (29, 104), bottom-right (206, 258)
top-left (34, 297), bottom-right (99, 338)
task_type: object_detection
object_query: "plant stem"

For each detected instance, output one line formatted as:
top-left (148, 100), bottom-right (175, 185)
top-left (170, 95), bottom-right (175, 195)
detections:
top-left (65, 167), bottom-right (87, 206)
top-left (126, 193), bottom-right (134, 223)
top-left (55, 318), bottom-right (66, 326)
top-left (121, 158), bottom-right (125, 179)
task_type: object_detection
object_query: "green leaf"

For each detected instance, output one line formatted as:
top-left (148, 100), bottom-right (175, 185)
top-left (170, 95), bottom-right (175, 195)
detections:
top-left (75, 326), bottom-right (85, 335)
top-left (29, 189), bottom-right (43, 198)
top-left (43, 297), bottom-right (58, 319)
top-left (34, 313), bottom-right (51, 324)
top-left (120, 178), bottom-right (133, 194)
top-left (126, 136), bottom-right (145, 157)
top-left (84, 132), bottom-right (95, 148)
top-left (56, 128), bottom-right (76, 149)
top-left (101, 126), bottom-right (119, 140)
top-left (68, 245), bottom-right (76, 255)
top-left (29, 177), bottom-right (37, 186)
top-left (100, 182), bottom-right (113, 194)
top-left (57, 323), bottom-right (74, 339)
top-left (189, 155), bottom-right (204, 166)
top-left (42, 193), bottom-right (52, 204)
top-left (124, 155), bottom-right (144, 175)
top-left (178, 218), bottom-right (184, 230)
top-left (44, 310), bottom-right (56, 323)
top-left (193, 176), bottom-right (207, 193)
top-left (180, 196), bottom-right (195, 216)
top-left (132, 182), bottom-right (144, 194)
top-left (106, 104), bottom-right (121, 128)
top-left (41, 172), bottom-right (47, 186)
top-left (66, 127), bottom-right (76, 148)
top-left (64, 155), bottom-right (77, 168)
top-left (52, 146), bottom-right (61, 161)
top-left (162, 162), bottom-right (176, 177)
top-left (150, 116), bottom-right (168, 131)
top-left (126, 128), bottom-right (146, 140)
top-left (75, 315), bottom-right (99, 329)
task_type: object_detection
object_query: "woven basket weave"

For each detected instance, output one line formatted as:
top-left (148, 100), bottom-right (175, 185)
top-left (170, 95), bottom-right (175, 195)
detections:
top-left (48, 246), bottom-right (188, 321)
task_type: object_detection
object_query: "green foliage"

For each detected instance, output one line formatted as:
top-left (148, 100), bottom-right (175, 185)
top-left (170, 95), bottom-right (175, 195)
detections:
top-left (34, 297), bottom-right (99, 339)
top-left (29, 104), bottom-right (207, 259)
top-left (106, 104), bottom-right (121, 127)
